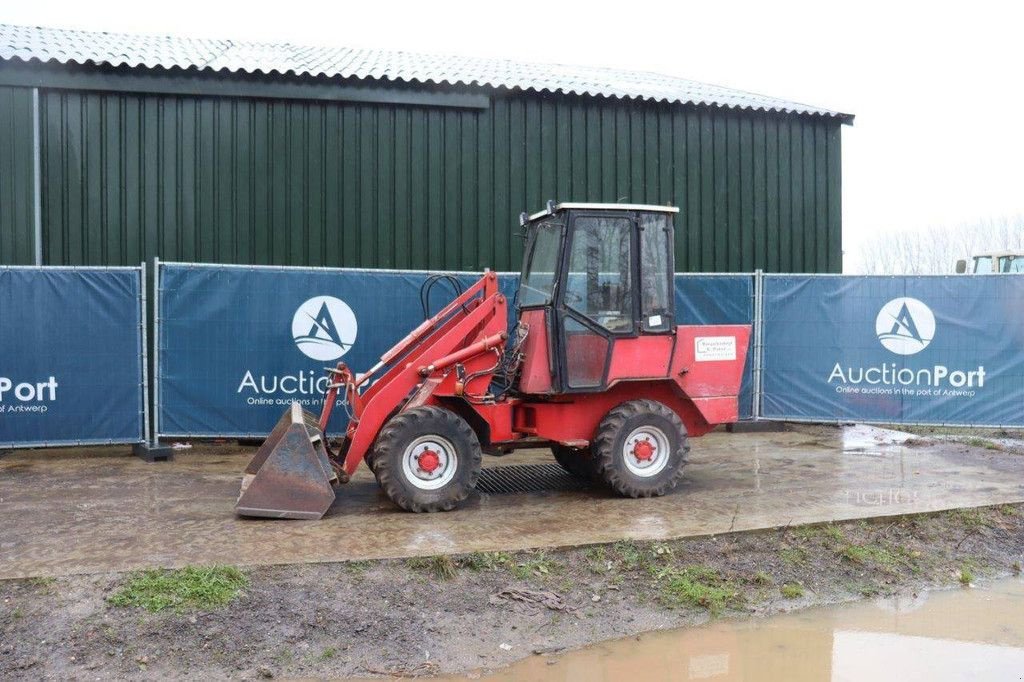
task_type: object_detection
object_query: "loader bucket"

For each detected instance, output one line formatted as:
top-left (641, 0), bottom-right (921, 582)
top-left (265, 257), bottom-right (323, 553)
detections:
top-left (235, 402), bottom-right (338, 520)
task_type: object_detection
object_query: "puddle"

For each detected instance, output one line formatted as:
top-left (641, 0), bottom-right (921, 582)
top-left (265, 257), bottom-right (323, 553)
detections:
top-left (840, 423), bottom-right (915, 453)
top-left (456, 579), bottom-right (1024, 681)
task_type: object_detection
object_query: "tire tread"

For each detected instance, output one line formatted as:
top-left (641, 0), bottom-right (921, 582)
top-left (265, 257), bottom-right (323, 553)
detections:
top-left (592, 399), bottom-right (690, 498)
top-left (372, 406), bottom-right (482, 512)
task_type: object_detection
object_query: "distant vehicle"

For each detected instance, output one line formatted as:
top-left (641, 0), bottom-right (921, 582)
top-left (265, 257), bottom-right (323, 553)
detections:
top-left (956, 252), bottom-right (1024, 274)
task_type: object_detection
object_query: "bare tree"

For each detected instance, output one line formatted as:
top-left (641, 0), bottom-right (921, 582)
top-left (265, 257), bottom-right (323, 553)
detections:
top-left (856, 214), bottom-right (1024, 274)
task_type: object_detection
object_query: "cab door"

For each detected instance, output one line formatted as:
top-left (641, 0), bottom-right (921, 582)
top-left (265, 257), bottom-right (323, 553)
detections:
top-left (556, 213), bottom-right (637, 391)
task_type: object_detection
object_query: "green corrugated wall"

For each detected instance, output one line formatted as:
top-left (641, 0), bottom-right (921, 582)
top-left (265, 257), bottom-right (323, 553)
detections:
top-left (0, 86), bottom-right (36, 264)
top-left (4, 84), bottom-right (842, 272)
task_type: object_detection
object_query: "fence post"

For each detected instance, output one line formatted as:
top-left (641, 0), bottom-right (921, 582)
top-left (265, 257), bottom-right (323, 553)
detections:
top-left (139, 261), bottom-right (150, 444)
top-left (153, 256), bottom-right (161, 446)
top-left (751, 269), bottom-right (764, 420)
top-left (132, 257), bottom-right (173, 461)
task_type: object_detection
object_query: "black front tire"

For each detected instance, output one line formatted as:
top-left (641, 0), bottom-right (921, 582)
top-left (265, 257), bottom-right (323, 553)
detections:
top-left (592, 399), bottom-right (689, 498)
top-left (372, 406), bottom-right (482, 512)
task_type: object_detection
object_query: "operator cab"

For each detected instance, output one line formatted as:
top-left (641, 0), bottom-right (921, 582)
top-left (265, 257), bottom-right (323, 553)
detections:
top-left (515, 202), bottom-right (678, 394)
top-left (956, 253), bottom-right (1024, 274)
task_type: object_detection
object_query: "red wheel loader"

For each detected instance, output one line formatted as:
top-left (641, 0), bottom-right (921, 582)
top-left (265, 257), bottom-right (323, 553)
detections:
top-left (236, 203), bottom-right (750, 519)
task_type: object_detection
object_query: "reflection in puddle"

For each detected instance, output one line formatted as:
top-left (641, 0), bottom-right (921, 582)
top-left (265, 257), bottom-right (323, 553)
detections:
top-left (458, 578), bottom-right (1024, 681)
top-left (840, 423), bottom-right (915, 452)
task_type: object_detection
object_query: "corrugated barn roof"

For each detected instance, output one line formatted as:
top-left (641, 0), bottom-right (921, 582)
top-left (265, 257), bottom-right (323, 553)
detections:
top-left (0, 23), bottom-right (853, 122)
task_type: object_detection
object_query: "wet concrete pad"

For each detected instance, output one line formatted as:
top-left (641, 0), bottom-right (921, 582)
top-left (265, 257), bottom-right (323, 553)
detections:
top-left (1, 425), bottom-right (1023, 579)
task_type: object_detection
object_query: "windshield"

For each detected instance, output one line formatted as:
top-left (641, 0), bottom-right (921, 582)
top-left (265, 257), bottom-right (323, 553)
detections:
top-left (519, 219), bottom-right (562, 306)
top-left (973, 256), bottom-right (994, 274)
top-left (999, 256), bottom-right (1024, 273)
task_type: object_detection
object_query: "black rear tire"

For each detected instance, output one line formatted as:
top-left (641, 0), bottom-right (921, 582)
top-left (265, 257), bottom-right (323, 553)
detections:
top-left (592, 399), bottom-right (689, 498)
top-left (372, 406), bottom-right (482, 512)
top-left (551, 444), bottom-right (597, 480)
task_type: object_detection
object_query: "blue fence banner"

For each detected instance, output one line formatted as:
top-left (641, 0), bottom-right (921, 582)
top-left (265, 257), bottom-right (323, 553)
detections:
top-left (0, 267), bottom-right (146, 447)
top-left (156, 264), bottom-right (517, 437)
top-left (761, 275), bottom-right (1024, 426)
top-left (675, 275), bottom-right (756, 418)
top-left (157, 264), bottom-right (757, 438)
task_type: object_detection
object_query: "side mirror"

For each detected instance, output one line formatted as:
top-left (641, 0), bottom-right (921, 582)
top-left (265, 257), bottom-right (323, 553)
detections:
top-left (955, 259), bottom-right (967, 274)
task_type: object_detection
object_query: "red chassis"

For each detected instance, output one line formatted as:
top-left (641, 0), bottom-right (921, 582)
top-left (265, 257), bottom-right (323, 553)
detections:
top-left (318, 271), bottom-right (750, 479)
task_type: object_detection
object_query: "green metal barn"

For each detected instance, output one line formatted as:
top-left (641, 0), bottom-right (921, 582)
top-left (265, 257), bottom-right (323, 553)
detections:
top-left (0, 24), bottom-right (853, 272)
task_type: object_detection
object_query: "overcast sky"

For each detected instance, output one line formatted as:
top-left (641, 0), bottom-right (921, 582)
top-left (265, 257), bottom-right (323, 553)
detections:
top-left (4, 0), bottom-right (1022, 271)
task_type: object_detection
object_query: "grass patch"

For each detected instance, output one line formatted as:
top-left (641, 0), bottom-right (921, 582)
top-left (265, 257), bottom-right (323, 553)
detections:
top-left (510, 552), bottom-right (561, 580)
top-left (457, 552), bottom-right (511, 572)
top-left (652, 543), bottom-right (674, 559)
top-left (751, 570), bottom-right (773, 586)
top-left (656, 565), bottom-right (741, 614)
top-left (838, 541), bottom-right (919, 574)
top-left (341, 560), bottom-right (371, 576)
top-left (997, 505), bottom-right (1018, 517)
top-left (824, 524), bottom-right (845, 544)
top-left (319, 646), bottom-right (337, 661)
top-left (26, 576), bottom-right (57, 594)
top-left (613, 540), bottom-right (647, 570)
top-left (780, 583), bottom-right (804, 598)
top-left (959, 565), bottom-right (975, 586)
top-left (948, 507), bottom-right (989, 529)
top-left (108, 565), bottom-right (247, 613)
top-left (406, 555), bottom-right (457, 580)
top-left (609, 540), bottom-right (674, 575)
top-left (584, 546), bottom-right (610, 575)
top-left (791, 525), bottom-right (819, 542)
top-left (792, 523), bottom-right (845, 546)
top-left (779, 546), bottom-right (808, 566)
top-left (964, 437), bottom-right (1003, 451)
top-left (456, 553), bottom-right (489, 571)
top-left (840, 544), bottom-right (873, 564)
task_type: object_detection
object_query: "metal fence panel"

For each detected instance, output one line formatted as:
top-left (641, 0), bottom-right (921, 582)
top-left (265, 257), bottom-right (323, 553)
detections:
top-left (760, 274), bottom-right (1024, 426)
top-left (156, 263), bottom-right (517, 438)
top-left (0, 266), bottom-right (146, 447)
top-left (156, 265), bottom-right (760, 437)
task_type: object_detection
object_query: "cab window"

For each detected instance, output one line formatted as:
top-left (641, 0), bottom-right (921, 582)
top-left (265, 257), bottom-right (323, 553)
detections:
top-left (639, 213), bottom-right (673, 332)
top-left (565, 216), bottom-right (633, 333)
top-left (1000, 256), bottom-right (1024, 273)
top-left (519, 219), bottom-right (562, 306)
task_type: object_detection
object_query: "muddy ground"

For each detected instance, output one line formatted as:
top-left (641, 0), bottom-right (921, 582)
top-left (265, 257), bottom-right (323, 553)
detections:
top-left (890, 424), bottom-right (1024, 455)
top-left (2, 503), bottom-right (1022, 680)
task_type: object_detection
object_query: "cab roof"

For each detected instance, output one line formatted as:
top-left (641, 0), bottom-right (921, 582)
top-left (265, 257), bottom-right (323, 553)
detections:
top-left (523, 202), bottom-right (679, 224)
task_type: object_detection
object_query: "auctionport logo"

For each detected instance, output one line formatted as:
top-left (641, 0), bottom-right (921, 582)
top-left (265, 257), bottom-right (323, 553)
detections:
top-left (875, 297), bottom-right (935, 356)
top-left (827, 295), bottom-right (985, 397)
top-left (291, 296), bottom-right (358, 361)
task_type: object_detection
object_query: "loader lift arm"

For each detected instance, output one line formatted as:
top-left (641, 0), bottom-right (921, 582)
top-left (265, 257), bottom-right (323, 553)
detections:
top-left (320, 271), bottom-right (508, 478)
